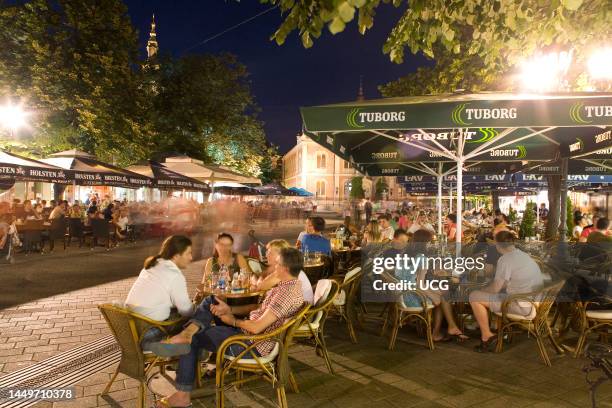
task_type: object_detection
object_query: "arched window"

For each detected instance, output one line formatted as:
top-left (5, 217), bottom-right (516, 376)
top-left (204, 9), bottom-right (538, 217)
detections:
top-left (316, 153), bottom-right (326, 169)
top-left (344, 180), bottom-right (352, 198)
top-left (316, 180), bottom-right (326, 197)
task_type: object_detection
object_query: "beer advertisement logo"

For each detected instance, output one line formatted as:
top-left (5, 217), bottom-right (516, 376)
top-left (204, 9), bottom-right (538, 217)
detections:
top-left (346, 108), bottom-right (406, 128)
top-left (346, 108), bottom-right (364, 129)
top-left (452, 103), bottom-right (471, 126)
top-left (466, 128), bottom-right (498, 143)
top-left (570, 102), bottom-right (592, 124)
top-left (489, 145), bottom-right (527, 158)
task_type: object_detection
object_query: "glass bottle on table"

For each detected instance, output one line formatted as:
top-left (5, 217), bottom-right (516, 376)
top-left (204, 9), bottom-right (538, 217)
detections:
top-left (218, 264), bottom-right (229, 292)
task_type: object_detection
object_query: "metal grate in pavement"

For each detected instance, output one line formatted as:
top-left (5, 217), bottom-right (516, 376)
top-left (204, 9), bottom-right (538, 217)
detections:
top-left (0, 335), bottom-right (120, 408)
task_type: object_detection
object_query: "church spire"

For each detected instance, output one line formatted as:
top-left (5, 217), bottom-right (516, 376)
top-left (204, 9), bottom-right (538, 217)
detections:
top-left (146, 14), bottom-right (158, 60)
top-left (357, 75), bottom-right (365, 101)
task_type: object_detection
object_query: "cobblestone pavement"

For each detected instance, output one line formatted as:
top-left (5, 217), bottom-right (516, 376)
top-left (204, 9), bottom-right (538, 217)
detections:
top-left (25, 322), bottom-right (612, 408)
top-left (0, 219), bottom-right (340, 374)
top-left (2, 218), bottom-right (610, 407)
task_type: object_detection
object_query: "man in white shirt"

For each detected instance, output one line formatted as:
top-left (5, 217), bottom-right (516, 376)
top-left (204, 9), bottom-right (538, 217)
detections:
top-left (408, 213), bottom-right (435, 234)
top-left (125, 236), bottom-right (194, 349)
top-left (469, 231), bottom-right (543, 352)
top-left (378, 214), bottom-right (395, 241)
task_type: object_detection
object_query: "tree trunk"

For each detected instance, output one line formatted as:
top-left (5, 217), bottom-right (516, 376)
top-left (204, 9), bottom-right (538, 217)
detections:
top-left (545, 175), bottom-right (561, 241)
top-left (491, 191), bottom-right (500, 211)
top-left (53, 184), bottom-right (66, 202)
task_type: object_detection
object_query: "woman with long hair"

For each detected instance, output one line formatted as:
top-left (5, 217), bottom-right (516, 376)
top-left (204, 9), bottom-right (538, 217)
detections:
top-left (362, 220), bottom-right (383, 245)
top-left (126, 234), bottom-right (194, 321)
top-left (202, 232), bottom-right (249, 285)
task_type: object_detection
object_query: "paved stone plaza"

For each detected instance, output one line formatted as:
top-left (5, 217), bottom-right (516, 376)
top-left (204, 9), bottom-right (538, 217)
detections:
top-left (1, 220), bottom-right (611, 408)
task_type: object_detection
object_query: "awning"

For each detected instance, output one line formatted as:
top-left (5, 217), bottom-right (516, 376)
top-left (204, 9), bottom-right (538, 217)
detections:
top-left (127, 161), bottom-right (210, 192)
top-left (212, 181), bottom-right (260, 195)
top-left (0, 150), bottom-right (72, 184)
top-left (301, 92), bottom-right (612, 242)
top-left (288, 187), bottom-right (314, 197)
top-left (254, 183), bottom-right (300, 196)
top-left (163, 156), bottom-right (261, 184)
top-left (41, 150), bottom-right (153, 188)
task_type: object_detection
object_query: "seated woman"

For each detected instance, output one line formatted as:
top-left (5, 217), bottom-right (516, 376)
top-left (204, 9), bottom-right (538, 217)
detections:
top-left (395, 229), bottom-right (468, 342)
top-left (125, 235), bottom-right (195, 350)
top-left (151, 248), bottom-right (306, 408)
top-left (445, 213), bottom-right (459, 242)
top-left (362, 220), bottom-right (383, 246)
top-left (256, 239), bottom-right (314, 304)
top-left (202, 232), bottom-right (249, 285)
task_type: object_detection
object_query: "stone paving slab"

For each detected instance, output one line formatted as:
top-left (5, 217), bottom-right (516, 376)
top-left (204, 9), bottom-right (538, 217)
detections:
top-left (21, 324), bottom-right (611, 408)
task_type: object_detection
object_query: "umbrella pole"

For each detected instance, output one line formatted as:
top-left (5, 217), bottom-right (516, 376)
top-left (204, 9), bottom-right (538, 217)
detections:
top-left (558, 157), bottom-right (568, 242)
top-left (437, 175), bottom-right (443, 236)
top-left (456, 160), bottom-right (463, 254)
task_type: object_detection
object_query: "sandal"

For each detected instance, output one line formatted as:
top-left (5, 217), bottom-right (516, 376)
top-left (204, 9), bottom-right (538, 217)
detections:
top-left (448, 332), bottom-right (470, 343)
top-left (474, 336), bottom-right (497, 353)
top-left (154, 397), bottom-right (192, 408)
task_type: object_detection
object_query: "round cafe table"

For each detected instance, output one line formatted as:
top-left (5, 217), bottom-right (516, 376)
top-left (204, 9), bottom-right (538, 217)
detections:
top-left (303, 259), bottom-right (326, 282)
top-left (194, 284), bottom-right (263, 307)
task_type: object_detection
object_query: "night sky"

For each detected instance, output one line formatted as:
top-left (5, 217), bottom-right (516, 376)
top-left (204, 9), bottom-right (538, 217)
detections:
top-left (125, 0), bottom-right (430, 153)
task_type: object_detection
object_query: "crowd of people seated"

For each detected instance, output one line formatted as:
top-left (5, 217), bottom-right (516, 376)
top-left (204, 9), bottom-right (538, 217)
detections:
top-left (0, 196), bottom-right (201, 258)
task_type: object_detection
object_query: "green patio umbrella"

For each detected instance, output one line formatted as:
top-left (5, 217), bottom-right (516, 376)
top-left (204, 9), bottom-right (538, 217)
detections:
top-left (300, 92), bottom-right (612, 243)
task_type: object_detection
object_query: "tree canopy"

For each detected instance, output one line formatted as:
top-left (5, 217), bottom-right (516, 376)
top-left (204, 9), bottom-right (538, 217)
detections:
top-left (260, 0), bottom-right (610, 95)
top-left (0, 0), bottom-right (271, 179)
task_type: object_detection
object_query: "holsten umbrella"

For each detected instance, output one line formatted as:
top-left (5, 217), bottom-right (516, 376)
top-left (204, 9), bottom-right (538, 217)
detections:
top-left (0, 150), bottom-right (72, 184)
top-left (127, 161), bottom-right (210, 192)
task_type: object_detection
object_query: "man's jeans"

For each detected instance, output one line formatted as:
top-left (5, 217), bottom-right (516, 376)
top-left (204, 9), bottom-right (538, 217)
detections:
top-left (175, 296), bottom-right (259, 392)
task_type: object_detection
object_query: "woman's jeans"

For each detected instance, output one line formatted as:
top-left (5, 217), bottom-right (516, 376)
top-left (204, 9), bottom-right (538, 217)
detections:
top-left (173, 296), bottom-right (259, 392)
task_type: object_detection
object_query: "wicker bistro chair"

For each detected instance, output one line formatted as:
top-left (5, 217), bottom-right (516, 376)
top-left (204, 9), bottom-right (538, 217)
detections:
top-left (331, 267), bottom-right (362, 344)
top-left (215, 304), bottom-right (311, 408)
top-left (292, 279), bottom-right (340, 376)
top-left (574, 296), bottom-right (612, 358)
top-left (380, 272), bottom-right (435, 351)
top-left (98, 304), bottom-right (188, 408)
top-left (493, 280), bottom-right (566, 366)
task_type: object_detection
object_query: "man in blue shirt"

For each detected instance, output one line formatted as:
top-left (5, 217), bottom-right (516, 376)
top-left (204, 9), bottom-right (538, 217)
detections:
top-left (301, 216), bottom-right (331, 256)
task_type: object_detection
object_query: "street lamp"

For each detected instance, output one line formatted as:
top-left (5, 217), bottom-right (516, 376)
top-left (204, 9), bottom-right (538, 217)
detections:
top-left (519, 50), bottom-right (573, 92)
top-left (587, 47), bottom-right (612, 80)
top-left (0, 100), bottom-right (29, 137)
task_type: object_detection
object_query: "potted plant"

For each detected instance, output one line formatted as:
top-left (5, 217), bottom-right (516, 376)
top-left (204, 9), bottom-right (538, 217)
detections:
top-left (520, 201), bottom-right (536, 240)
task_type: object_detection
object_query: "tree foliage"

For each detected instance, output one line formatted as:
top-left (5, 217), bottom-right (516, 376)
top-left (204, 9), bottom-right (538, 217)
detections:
top-left (349, 176), bottom-right (365, 200)
top-left (1, 0), bottom-right (270, 177)
top-left (520, 201), bottom-right (536, 238)
top-left (259, 0), bottom-right (610, 95)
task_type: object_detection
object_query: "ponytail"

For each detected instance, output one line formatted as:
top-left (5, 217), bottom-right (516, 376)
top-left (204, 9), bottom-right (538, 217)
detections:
top-left (144, 235), bottom-right (192, 270)
top-left (144, 255), bottom-right (163, 269)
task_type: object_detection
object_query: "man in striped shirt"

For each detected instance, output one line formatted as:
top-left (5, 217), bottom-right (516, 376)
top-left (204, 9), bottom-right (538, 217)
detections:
top-left (150, 247), bottom-right (305, 408)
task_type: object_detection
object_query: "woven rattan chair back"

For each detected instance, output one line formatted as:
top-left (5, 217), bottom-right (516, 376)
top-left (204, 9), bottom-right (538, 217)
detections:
top-left (99, 303), bottom-right (148, 380)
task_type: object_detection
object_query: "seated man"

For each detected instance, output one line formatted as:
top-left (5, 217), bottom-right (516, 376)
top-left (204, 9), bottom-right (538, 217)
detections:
top-left (301, 216), bottom-right (331, 256)
top-left (151, 247), bottom-right (306, 408)
top-left (469, 230), bottom-right (544, 352)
